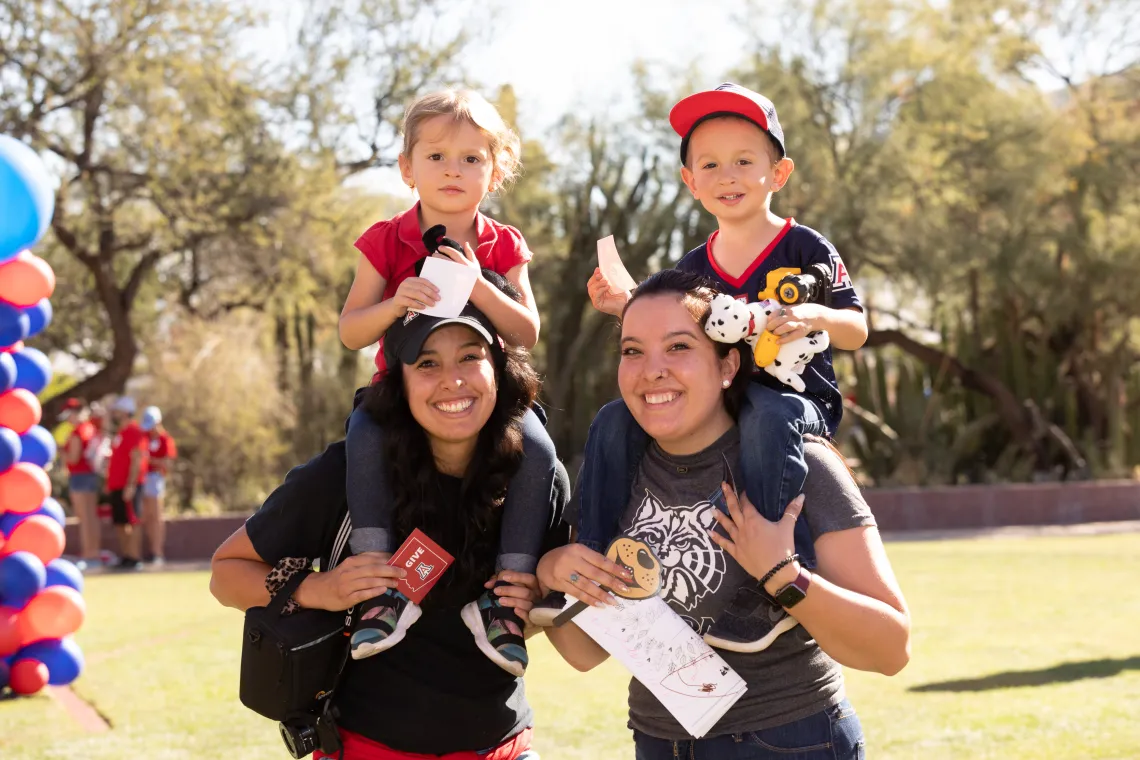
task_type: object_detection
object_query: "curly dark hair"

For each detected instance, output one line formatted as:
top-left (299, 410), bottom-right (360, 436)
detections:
top-left (622, 268), bottom-right (755, 419)
top-left (362, 270), bottom-right (540, 598)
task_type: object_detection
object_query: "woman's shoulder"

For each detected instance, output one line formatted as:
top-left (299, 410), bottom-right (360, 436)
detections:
top-left (801, 440), bottom-right (876, 535)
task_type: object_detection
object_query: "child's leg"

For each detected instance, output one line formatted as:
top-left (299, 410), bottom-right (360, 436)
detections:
top-left (496, 407), bottom-right (559, 573)
top-left (519, 399), bottom-right (650, 632)
top-left (576, 399), bottom-right (649, 551)
top-left (738, 383), bottom-right (829, 567)
top-left (344, 404), bottom-right (420, 659)
top-left (704, 384), bottom-right (827, 654)
top-left (467, 407), bottom-right (560, 677)
top-left (345, 405), bottom-right (396, 556)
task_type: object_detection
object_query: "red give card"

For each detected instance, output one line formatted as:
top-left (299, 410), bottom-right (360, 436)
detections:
top-left (389, 528), bottom-right (455, 604)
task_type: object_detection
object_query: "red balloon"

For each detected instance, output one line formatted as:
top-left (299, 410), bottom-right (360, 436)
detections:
top-left (0, 463), bottom-right (51, 513)
top-left (0, 605), bottom-right (20, 656)
top-left (9, 658), bottom-right (48, 694)
top-left (19, 586), bottom-right (85, 641)
top-left (0, 341), bottom-right (23, 354)
top-left (0, 253), bottom-right (55, 308)
top-left (4, 515), bottom-right (64, 564)
top-left (0, 388), bottom-right (40, 434)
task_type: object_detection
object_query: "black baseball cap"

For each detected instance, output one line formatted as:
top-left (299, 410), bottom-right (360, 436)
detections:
top-left (670, 82), bottom-right (785, 164)
top-left (383, 303), bottom-right (502, 367)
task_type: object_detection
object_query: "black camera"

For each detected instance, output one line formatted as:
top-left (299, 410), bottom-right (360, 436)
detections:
top-left (279, 707), bottom-right (343, 759)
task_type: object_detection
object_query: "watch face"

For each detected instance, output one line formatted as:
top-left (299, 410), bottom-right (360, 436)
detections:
top-left (775, 584), bottom-right (807, 608)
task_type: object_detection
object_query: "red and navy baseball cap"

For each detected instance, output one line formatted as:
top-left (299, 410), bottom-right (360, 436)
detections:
top-left (383, 303), bottom-right (502, 368)
top-left (670, 83), bottom-right (785, 164)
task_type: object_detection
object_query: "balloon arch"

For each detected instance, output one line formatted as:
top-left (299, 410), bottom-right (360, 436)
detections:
top-left (0, 134), bottom-right (85, 696)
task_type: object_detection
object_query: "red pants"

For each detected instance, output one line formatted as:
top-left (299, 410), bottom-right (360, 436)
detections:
top-left (314, 727), bottom-right (532, 760)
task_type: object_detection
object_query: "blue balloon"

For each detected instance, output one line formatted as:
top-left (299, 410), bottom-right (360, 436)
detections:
top-left (16, 637), bottom-right (83, 686)
top-left (36, 497), bottom-right (65, 526)
top-left (44, 558), bottom-right (83, 593)
top-left (0, 136), bottom-right (55, 260)
top-left (0, 498), bottom-right (63, 536)
top-left (0, 551), bottom-right (45, 609)
top-left (0, 302), bottom-right (29, 346)
top-left (23, 299), bottom-right (52, 338)
top-left (13, 347), bottom-right (50, 394)
top-left (0, 351), bottom-right (14, 393)
top-left (0, 426), bottom-right (20, 472)
top-left (18, 425), bottom-right (55, 467)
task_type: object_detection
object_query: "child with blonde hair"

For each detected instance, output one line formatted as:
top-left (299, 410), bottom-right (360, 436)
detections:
top-left (339, 90), bottom-right (556, 676)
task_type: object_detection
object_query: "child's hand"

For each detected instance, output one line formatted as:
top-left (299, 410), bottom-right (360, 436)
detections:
top-left (765, 303), bottom-right (821, 344)
top-left (587, 268), bottom-right (631, 317)
top-left (434, 241), bottom-right (484, 276)
top-left (391, 276), bottom-right (440, 315)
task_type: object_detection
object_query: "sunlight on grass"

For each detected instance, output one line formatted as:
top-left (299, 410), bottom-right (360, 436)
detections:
top-left (2, 533), bottom-right (1138, 759)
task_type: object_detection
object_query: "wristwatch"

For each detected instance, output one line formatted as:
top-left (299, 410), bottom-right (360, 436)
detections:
top-left (772, 566), bottom-right (812, 609)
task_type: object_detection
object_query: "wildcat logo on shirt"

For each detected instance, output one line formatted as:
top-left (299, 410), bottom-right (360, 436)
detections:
top-left (626, 490), bottom-right (726, 634)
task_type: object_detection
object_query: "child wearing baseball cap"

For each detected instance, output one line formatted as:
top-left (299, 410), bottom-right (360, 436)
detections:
top-left (583, 83), bottom-right (867, 652)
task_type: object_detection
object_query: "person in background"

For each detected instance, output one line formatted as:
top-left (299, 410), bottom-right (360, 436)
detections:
top-left (104, 396), bottom-right (149, 571)
top-left (140, 405), bottom-right (175, 566)
top-left (61, 398), bottom-right (101, 572)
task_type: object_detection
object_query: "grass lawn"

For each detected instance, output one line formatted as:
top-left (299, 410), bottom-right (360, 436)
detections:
top-left (2, 532), bottom-right (1138, 759)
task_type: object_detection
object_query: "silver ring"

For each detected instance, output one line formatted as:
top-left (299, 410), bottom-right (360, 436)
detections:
top-left (779, 308), bottom-right (787, 317)
top-left (569, 572), bottom-right (580, 583)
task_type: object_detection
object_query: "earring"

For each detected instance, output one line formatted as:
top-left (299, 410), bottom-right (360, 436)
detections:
top-left (722, 379), bottom-right (731, 388)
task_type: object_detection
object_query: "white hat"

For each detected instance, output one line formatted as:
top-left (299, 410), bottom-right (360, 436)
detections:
top-left (111, 396), bottom-right (137, 415)
top-left (140, 406), bottom-right (162, 431)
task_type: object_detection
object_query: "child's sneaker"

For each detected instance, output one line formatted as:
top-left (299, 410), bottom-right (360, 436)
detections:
top-left (528, 591), bottom-right (568, 628)
top-left (461, 581), bottom-right (528, 676)
top-left (703, 592), bottom-right (799, 653)
top-left (350, 589), bottom-right (421, 660)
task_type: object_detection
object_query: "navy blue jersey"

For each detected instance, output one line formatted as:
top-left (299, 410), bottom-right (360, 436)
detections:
top-left (676, 219), bottom-right (861, 433)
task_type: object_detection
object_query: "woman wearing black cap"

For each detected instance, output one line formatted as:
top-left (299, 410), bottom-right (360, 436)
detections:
top-left (210, 276), bottom-right (567, 760)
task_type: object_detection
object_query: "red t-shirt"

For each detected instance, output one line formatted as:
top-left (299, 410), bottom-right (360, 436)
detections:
top-left (65, 421), bottom-right (96, 475)
top-left (105, 421), bottom-right (149, 490)
top-left (354, 202), bottom-right (532, 374)
top-left (147, 431), bottom-right (177, 473)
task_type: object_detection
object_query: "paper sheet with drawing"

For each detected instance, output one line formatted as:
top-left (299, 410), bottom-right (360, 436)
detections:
top-left (569, 595), bottom-right (746, 738)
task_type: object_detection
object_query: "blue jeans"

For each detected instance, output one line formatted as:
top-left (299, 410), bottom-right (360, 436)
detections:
top-left (633, 700), bottom-right (864, 759)
top-left (346, 400), bottom-right (558, 574)
top-left (577, 382), bottom-right (826, 566)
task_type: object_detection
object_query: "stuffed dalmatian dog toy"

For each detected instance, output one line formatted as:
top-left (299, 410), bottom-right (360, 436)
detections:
top-left (704, 294), bottom-right (830, 393)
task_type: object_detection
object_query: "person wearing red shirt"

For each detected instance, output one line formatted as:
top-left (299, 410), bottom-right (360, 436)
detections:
top-left (61, 398), bottom-right (101, 570)
top-left (105, 396), bottom-right (149, 570)
top-left (140, 406), bottom-right (176, 566)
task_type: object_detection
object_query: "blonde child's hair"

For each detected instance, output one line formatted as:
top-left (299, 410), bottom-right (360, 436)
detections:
top-left (401, 89), bottom-right (522, 191)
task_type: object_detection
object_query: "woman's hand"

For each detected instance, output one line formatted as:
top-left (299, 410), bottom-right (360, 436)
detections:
top-left (709, 486), bottom-right (805, 589)
top-left (294, 553), bottom-right (406, 612)
top-left (485, 570), bottom-right (542, 624)
top-left (536, 544), bottom-right (634, 608)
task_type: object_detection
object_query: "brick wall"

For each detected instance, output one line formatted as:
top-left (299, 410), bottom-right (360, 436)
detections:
top-left (62, 480), bottom-right (1140, 561)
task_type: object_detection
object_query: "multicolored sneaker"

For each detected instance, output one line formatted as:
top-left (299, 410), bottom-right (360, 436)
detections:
top-left (461, 581), bottom-right (528, 676)
top-left (350, 589), bottom-right (421, 660)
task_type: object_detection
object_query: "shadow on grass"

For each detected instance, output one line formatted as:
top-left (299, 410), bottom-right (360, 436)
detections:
top-left (910, 656), bottom-right (1140, 692)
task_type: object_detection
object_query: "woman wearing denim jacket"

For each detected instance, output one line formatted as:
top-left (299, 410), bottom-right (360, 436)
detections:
top-left (536, 270), bottom-right (910, 760)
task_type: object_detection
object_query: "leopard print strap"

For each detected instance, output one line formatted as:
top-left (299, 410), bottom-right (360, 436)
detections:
top-left (265, 557), bottom-right (311, 616)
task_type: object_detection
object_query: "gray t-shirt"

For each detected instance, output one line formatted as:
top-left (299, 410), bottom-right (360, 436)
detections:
top-left (616, 430), bottom-right (876, 739)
